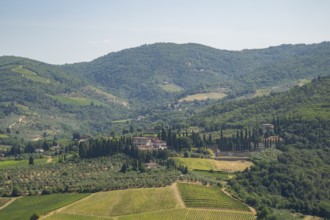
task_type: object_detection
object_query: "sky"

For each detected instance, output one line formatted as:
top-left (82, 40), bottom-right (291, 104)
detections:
top-left (0, 0), bottom-right (329, 64)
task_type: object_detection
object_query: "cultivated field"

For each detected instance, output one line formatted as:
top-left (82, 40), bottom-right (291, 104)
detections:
top-left (177, 183), bottom-right (249, 211)
top-left (174, 157), bottom-right (252, 172)
top-left (49, 95), bottom-right (105, 106)
top-left (191, 170), bottom-right (233, 181)
top-left (179, 92), bottom-right (227, 102)
top-left (43, 183), bottom-right (255, 220)
top-left (57, 186), bottom-right (179, 217)
top-left (0, 158), bottom-right (50, 169)
top-left (0, 194), bottom-right (88, 220)
top-left (45, 208), bottom-right (255, 220)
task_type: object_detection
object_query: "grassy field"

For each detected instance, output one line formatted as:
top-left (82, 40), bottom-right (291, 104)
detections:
top-left (0, 134), bottom-right (9, 139)
top-left (0, 158), bottom-right (49, 169)
top-left (60, 186), bottom-right (179, 217)
top-left (177, 183), bottom-right (249, 211)
top-left (298, 79), bottom-right (311, 87)
top-left (179, 92), bottom-right (227, 102)
top-left (49, 95), bottom-right (105, 106)
top-left (0, 194), bottom-right (89, 220)
top-left (161, 83), bottom-right (183, 93)
top-left (254, 88), bottom-right (271, 97)
top-left (173, 157), bottom-right (252, 172)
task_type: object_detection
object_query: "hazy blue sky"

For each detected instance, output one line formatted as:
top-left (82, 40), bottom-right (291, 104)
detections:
top-left (1, 0), bottom-right (329, 64)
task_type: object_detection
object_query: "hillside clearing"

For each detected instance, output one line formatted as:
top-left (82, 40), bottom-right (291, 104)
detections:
top-left (11, 66), bottom-right (52, 84)
top-left (173, 157), bottom-right (252, 172)
top-left (49, 95), bottom-right (105, 106)
top-left (179, 92), bottom-right (227, 102)
top-left (160, 83), bottom-right (183, 93)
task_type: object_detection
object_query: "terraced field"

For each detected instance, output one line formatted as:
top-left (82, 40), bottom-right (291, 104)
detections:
top-left (177, 183), bottom-right (249, 211)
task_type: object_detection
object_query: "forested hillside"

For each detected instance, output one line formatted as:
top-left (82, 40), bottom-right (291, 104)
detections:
top-left (190, 76), bottom-right (330, 131)
top-left (64, 42), bottom-right (330, 107)
top-left (1, 42), bottom-right (330, 139)
top-left (188, 76), bottom-right (330, 219)
top-left (0, 57), bottom-right (129, 140)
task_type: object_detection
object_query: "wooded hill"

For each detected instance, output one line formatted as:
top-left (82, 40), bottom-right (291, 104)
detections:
top-left (0, 42), bottom-right (330, 138)
top-left (190, 75), bottom-right (330, 132)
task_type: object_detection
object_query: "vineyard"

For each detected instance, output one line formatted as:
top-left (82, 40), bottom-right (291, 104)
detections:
top-left (40, 183), bottom-right (255, 220)
top-left (58, 186), bottom-right (179, 217)
top-left (0, 193), bottom-right (88, 220)
top-left (177, 183), bottom-right (249, 211)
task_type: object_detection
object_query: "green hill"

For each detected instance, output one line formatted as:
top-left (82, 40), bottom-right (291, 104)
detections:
top-left (1, 42), bottom-right (330, 139)
top-left (190, 76), bottom-right (330, 131)
top-left (64, 42), bottom-right (330, 106)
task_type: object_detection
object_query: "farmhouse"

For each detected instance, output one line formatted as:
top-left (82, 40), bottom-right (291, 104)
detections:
top-left (262, 123), bottom-right (274, 133)
top-left (266, 135), bottom-right (284, 142)
top-left (132, 137), bottom-right (167, 150)
top-left (35, 148), bottom-right (44, 153)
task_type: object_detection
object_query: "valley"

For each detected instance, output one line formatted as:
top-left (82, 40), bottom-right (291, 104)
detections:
top-left (0, 42), bottom-right (329, 220)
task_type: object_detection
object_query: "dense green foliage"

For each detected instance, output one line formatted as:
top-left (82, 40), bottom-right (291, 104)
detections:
top-left (1, 42), bottom-right (330, 139)
top-left (64, 42), bottom-right (330, 108)
top-left (191, 76), bottom-right (330, 131)
top-left (228, 118), bottom-right (330, 218)
top-left (0, 155), bottom-right (180, 196)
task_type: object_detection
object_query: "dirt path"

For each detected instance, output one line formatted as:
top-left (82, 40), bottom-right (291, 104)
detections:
top-left (40, 194), bottom-right (94, 219)
top-left (8, 116), bottom-right (23, 129)
top-left (171, 182), bottom-right (186, 208)
top-left (221, 188), bottom-right (257, 215)
top-left (0, 197), bottom-right (19, 210)
top-left (47, 157), bottom-right (53, 163)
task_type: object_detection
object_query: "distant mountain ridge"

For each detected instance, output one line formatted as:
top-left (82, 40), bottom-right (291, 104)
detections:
top-left (63, 42), bottom-right (330, 105)
top-left (0, 42), bottom-right (329, 138)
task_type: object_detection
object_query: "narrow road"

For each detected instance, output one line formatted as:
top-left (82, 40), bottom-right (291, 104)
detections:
top-left (171, 182), bottom-right (186, 208)
top-left (0, 197), bottom-right (20, 210)
top-left (40, 194), bottom-right (94, 219)
top-left (221, 188), bottom-right (257, 215)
